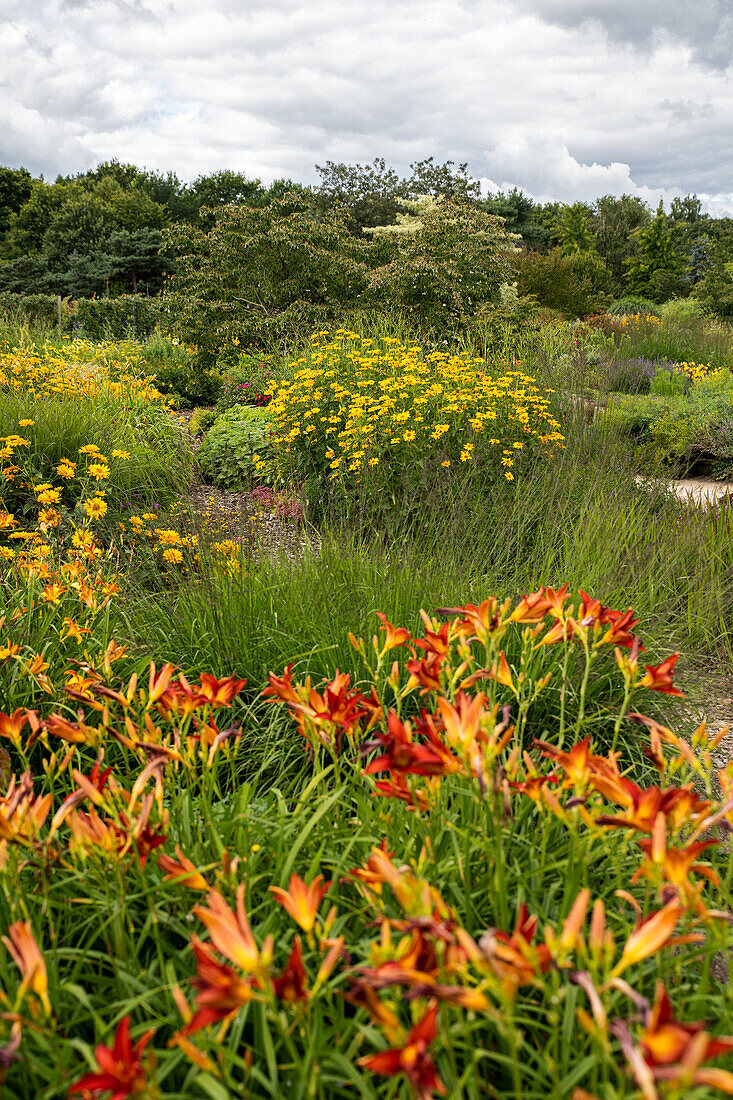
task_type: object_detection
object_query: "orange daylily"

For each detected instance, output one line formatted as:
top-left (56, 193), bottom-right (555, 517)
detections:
top-left (2, 921), bottom-right (51, 1015)
top-left (158, 846), bottom-right (209, 891)
top-left (196, 673), bottom-right (247, 709)
top-left (0, 709), bottom-right (34, 747)
top-left (269, 872), bottom-right (331, 935)
top-left (640, 653), bottom-right (684, 697)
top-left (178, 936), bottom-right (260, 1036)
top-left (611, 900), bottom-right (683, 977)
top-left (193, 885), bottom-right (273, 976)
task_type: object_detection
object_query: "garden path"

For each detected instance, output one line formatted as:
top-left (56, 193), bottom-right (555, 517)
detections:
top-left (173, 407), bottom-right (315, 561)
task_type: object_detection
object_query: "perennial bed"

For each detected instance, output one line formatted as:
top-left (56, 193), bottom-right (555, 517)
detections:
top-left (0, 330), bottom-right (732, 1098)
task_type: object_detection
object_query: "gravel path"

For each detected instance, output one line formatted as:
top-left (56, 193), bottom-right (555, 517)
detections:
top-left (172, 407), bottom-right (319, 561)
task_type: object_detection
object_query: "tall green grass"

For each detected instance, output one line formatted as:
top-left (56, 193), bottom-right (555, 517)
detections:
top-left (122, 405), bottom-right (733, 710)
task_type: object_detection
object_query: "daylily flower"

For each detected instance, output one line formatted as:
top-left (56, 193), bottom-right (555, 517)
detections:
top-left (359, 1002), bottom-right (447, 1100)
top-left (196, 673), bottom-right (247, 709)
top-left (269, 873), bottom-right (331, 935)
top-left (640, 653), bottom-right (684, 697)
top-left (69, 1016), bottom-right (155, 1099)
top-left (272, 936), bottom-right (309, 1003)
top-left (193, 885), bottom-right (273, 977)
top-left (2, 921), bottom-right (51, 1015)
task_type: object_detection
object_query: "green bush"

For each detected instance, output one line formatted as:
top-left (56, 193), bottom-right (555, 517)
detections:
top-left (0, 291), bottom-right (60, 330)
top-left (514, 248), bottom-right (614, 317)
top-left (73, 295), bottom-right (166, 339)
top-left (605, 368), bottom-right (733, 474)
top-left (606, 295), bottom-right (660, 317)
top-left (139, 333), bottom-right (222, 408)
top-left (197, 403), bottom-right (274, 489)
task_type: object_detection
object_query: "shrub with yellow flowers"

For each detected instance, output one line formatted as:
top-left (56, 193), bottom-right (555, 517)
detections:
top-left (256, 332), bottom-right (564, 499)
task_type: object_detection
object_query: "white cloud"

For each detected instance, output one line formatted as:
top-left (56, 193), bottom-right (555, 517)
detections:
top-left (0, 0), bottom-right (731, 212)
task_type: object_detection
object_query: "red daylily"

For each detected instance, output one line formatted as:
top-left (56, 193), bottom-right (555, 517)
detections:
top-left (640, 653), bottom-right (684, 697)
top-left (196, 673), bottom-right (247, 709)
top-left (272, 936), bottom-right (309, 1002)
top-left (359, 1002), bottom-right (447, 1100)
top-left (364, 710), bottom-right (461, 778)
top-left (69, 1017), bottom-right (155, 1099)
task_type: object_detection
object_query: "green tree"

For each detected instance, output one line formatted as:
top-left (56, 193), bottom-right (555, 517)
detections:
top-left (164, 193), bottom-right (368, 361)
top-left (364, 197), bottom-right (518, 327)
top-left (554, 202), bottom-right (596, 256)
top-left (481, 188), bottom-right (550, 251)
top-left (41, 188), bottom-right (118, 267)
top-left (0, 167), bottom-right (32, 240)
top-left (625, 201), bottom-right (686, 301)
top-left (314, 158), bottom-right (405, 234)
top-left (592, 194), bottom-right (651, 286)
top-left (515, 247), bottom-right (614, 316)
top-left (6, 180), bottom-right (66, 255)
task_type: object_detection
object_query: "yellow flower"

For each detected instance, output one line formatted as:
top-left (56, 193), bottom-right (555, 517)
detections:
top-left (57, 461), bottom-right (76, 478)
top-left (403, 431), bottom-right (416, 442)
top-left (88, 463), bottom-right (111, 480)
top-left (83, 497), bottom-right (107, 520)
top-left (111, 449), bottom-right (130, 459)
top-left (441, 460), bottom-right (451, 468)
top-left (18, 419), bottom-right (34, 427)
top-left (156, 529), bottom-right (182, 546)
top-left (78, 444), bottom-right (100, 455)
top-left (36, 489), bottom-right (62, 505)
top-left (162, 548), bottom-right (184, 564)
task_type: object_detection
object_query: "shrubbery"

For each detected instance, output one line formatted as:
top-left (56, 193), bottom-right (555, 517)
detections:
top-left (197, 403), bottom-right (274, 489)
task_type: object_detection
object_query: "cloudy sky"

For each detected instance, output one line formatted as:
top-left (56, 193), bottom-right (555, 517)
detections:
top-left (2, 0), bottom-right (733, 211)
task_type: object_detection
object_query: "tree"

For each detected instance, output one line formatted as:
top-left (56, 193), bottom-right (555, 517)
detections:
top-left (105, 229), bottom-right (170, 294)
top-left (402, 157), bottom-right (480, 202)
top-left (0, 167), bottom-right (32, 240)
top-left (164, 193), bottom-right (369, 361)
top-left (6, 180), bottom-right (66, 255)
top-left (481, 188), bottom-right (550, 251)
top-left (554, 203), bottom-right (596, 256)
top-left (514, 247), bottom-right (614, 316)
top-left (625, 201), bottom-right (686, 301)
top-left (314, 158), bottom-right (405, 233)
top-left (592, 194), bottom-right (651, 286)
top-left (364, 197), bottom-right (518, 327)
top-left (42, 189), bottom-right (118, 267)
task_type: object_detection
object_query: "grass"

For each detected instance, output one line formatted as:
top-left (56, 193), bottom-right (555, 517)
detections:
top-left (1, 315), bottom-right (733, 1098)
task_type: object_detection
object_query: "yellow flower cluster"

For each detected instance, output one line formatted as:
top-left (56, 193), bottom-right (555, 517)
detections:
top-left (258, 332), bottom-right (563, 485)
top-left (0, 339), bottom-right (167, 405)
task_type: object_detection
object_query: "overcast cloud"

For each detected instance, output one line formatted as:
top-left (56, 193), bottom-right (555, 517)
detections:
top-left (1, 0), bottom-right (732, 212)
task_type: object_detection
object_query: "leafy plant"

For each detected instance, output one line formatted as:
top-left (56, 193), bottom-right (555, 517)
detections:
top-left (197, 403), bottom-right (274, 489)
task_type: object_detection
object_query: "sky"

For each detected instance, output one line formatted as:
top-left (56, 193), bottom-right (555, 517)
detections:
top-left (1, 0), bottom-right (733, 212)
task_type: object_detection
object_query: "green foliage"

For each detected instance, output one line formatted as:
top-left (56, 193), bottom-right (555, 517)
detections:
top-left (164, 194), bottom-right (368, 361)
top-left (515, 247), bottom-right (614, 316)
top-left (314, 156), bottom-right (480, 235)
top-left (73, 296), bottom-right (166, 340)
top-left (605, 368), bottom-right (733, 475)
top-left (592, 194), bottom-right (651, 285)
top-left (197, 403), bottom-right (274, 489)
top-left (0, 290), bottom-right (59, 330)
top-left (649, 368), bottom-right (686, 396)
top-left (625, 201), bottom-right (686, 301)
top-left (144, 344), bottom-right (222, 409)
top-left (606, 295), bottom-right (661, 316)
top-left (363, 197), bottom-right (518, 328)
top-left (554, 201), bottom-right (596, 255)
top-left (614, 310), bottom-right (733, 370)
top-left (481, 187), bottom-right (550, 250)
